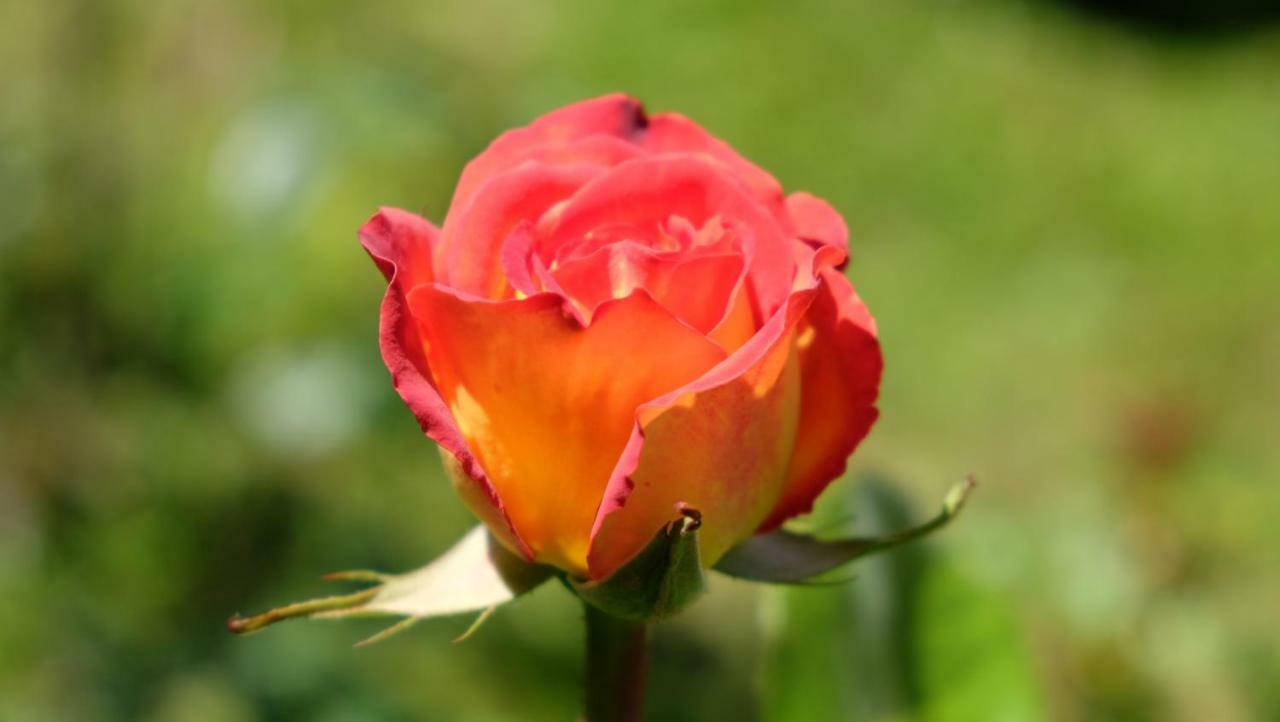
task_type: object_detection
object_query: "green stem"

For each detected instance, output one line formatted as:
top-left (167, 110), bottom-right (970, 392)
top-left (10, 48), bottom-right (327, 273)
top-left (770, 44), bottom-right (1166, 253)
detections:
top-left (583, 602), bottom-right (650, 722)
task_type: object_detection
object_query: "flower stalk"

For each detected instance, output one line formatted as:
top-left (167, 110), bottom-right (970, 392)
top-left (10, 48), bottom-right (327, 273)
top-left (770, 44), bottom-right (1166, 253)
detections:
top-left (584, 602), bottom-right (650, 722)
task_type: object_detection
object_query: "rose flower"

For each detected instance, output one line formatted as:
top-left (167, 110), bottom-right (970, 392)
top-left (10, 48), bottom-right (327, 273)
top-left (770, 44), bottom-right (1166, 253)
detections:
top-left (359, 94), bottom-right (882, 581)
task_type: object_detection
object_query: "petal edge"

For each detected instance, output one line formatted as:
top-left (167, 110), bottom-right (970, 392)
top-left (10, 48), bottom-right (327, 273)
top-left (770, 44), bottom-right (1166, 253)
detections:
top-left (358, 208), bottom-right (534, 559)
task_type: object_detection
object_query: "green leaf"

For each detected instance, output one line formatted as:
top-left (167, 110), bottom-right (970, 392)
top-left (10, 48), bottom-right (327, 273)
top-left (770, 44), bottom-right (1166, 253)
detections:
top-left (227, 525), bottom-right (551, 644)
top-left (715, 476), bottom-right (976, 584)
top-left (570, 505), bottom-right (705, 622)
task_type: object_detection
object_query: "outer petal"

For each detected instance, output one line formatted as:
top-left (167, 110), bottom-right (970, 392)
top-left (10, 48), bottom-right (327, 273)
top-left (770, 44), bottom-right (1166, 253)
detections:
top-left (358, 208), bottom-right (532, 559)
top-left (448, 94), bottom-right (648, 220)
top-left (586, 244), bottom-right (847, 579)
top-left (786, 192), bottom-right (849, 256)
top-left (451, 94), bottom-right (785, 216)
top-left (405, 285), bottom-right (726, 575)
top-left (642, 111), bottom-right (784, 206)
top-left (759, 268), bottom-right (882, 530)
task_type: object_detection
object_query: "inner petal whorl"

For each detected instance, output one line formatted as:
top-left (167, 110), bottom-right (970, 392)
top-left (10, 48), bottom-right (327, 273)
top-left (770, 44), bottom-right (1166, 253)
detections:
top-left (542, 215), bottom-right (750, 341)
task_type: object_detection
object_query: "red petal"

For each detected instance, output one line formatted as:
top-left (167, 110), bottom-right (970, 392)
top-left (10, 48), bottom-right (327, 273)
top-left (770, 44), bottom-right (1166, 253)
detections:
top-left (642, 112), bottom-right (784, 206)
top-left (448, 94), bottom-right (648, 222)
top-left (759, 269), bottom-right (882, 530)
top-left (360, 206), bottom-right (437, 288)
top-left (786, 192), bottom-right (850, 258)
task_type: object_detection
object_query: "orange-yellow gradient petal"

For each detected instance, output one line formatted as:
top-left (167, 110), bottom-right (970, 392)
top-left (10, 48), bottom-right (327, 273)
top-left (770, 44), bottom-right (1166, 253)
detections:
top-left (585, 244), bottom-right (852, 578)
top-left (586, 320), bottom-right (804, 578)
top-left (405, 286), bottom-right (726, 575)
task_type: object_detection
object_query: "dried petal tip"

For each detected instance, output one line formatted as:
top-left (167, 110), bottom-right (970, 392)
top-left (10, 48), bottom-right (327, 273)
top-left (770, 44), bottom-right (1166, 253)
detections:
top-left (674, 502), bottom-right (702, 532)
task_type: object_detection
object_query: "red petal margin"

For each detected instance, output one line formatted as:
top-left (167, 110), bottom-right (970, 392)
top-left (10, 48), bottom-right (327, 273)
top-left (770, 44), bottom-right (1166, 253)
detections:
top-left (358, 207), bottom-right (534, 560)
top-left (758, 268), bottom-right (882, 530)
top-left (585, 244), bottom-right (851, 579)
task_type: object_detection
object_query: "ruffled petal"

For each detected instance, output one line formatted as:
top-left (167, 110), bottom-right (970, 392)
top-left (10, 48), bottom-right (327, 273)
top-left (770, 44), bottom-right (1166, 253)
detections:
top-left (585, 244), bottom-right (847, 579)
top-left (358, 207), bottom-right (532, 559)
top-left (405, 285), bottom-right (726, 575)
top-left (759, 269), bottom-right (882, 530)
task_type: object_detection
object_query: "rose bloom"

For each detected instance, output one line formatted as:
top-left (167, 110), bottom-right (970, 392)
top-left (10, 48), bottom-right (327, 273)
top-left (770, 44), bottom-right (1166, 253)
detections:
top-left (360, 94), bottom-right (881, 580)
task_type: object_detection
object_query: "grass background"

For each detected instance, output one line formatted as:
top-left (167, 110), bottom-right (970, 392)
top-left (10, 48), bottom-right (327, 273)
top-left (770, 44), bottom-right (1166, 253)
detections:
top-left (2, 0), bottom-right (1278, 720)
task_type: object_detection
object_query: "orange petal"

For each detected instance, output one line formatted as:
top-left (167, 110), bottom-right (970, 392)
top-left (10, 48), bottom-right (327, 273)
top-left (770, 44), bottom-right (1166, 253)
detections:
top-left (586, 321), bottom-right (803, 578)
top-left (406, 285), bottom-right (726, 575)
top-left (358, 207), bottom-right (532, 559)
top-left (760, 269), bottom-right (882, 530)
top-left (586, 245), bottom-right (845, 579)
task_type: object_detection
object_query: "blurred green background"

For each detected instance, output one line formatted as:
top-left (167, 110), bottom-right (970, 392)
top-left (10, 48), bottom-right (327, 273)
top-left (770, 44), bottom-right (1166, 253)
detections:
top-left (2, 0), bottom-right (1278, 720)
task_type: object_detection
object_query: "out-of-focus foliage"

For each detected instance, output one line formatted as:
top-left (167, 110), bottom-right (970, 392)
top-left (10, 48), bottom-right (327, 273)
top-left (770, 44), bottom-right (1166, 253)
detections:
top-left (1, 1), bottom-right (1277, 720)
top-left (763, 480), bottom-right (1045, 722)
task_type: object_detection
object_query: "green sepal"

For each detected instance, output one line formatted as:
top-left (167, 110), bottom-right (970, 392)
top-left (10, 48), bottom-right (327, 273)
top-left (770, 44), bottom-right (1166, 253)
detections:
top-left (227, 525), bottom-right (551, 645)
top-left (570, 505), bottom-right (705, 622)
top-left (714, 476), bottom-right (976, 584)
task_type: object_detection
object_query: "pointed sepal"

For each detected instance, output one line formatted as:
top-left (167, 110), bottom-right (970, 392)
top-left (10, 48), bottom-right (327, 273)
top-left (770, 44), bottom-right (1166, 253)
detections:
top-left (571, 504), bottom-right (705, 622)
top-left (715, 476), bottom-right (976, 584)
top-left (227, 525), bottom-right (551, 644)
